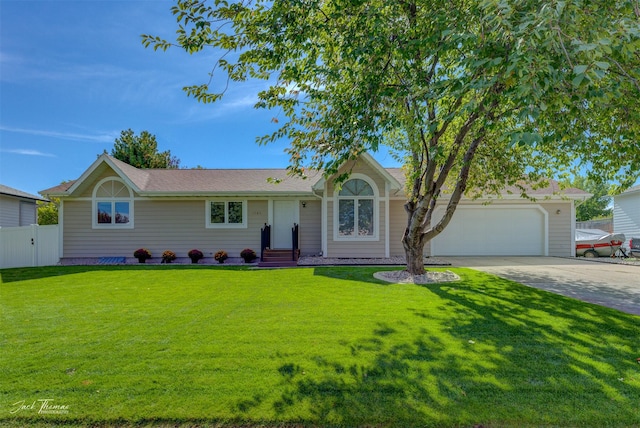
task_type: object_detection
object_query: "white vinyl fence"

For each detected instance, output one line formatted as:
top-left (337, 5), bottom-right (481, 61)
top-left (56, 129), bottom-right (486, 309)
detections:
top-left (0, 225), bottom-right (60, 269)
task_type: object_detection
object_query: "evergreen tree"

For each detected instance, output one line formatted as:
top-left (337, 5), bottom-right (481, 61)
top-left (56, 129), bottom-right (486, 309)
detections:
top-left (110, 129), bottom-right (180, 169)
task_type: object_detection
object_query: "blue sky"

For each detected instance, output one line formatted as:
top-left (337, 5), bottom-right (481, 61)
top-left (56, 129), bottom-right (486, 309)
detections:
top-left (0, 0), bottom-right (401, 196)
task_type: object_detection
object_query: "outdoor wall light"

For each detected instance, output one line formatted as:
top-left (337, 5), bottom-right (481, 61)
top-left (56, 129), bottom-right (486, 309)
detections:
top-left (302, 201), bottom-right (307, 208)
top-left (556, 209), bottom-right (561, 215)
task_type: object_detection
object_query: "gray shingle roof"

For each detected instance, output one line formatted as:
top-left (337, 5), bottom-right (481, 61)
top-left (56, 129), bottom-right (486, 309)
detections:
top-left (102, 155), bottom-right (320, 194)
top-left (136, 168), bottom-right (322, 194)
top-left (39, 154), bottom-right (590, 199)
top-left (384, 168), bottom-right (587, 198)
top-left (0, 184), bottom-right (47, 201)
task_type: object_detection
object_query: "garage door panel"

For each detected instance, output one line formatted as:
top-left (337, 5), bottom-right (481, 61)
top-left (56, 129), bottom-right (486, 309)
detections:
top-left (431, 206), bottom-right (546, 256)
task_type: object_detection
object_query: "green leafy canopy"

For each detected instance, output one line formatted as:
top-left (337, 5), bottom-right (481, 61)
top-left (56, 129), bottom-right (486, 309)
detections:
top-left (143, 0), bottom-right (640, 181)
top-left (143, 0), bottom-right (640, 273)
top-left (37, 196), bottom-right (60, 225)
top-left (562, 174), bottom-right (613, 221)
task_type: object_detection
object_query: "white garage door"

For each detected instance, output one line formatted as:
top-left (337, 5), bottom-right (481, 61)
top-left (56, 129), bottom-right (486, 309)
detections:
top-left (431, 206), bottom-right (547, 256)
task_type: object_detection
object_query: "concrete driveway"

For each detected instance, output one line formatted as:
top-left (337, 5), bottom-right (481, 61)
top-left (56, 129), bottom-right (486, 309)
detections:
top-left (444, 257), bottom-right (640, 316)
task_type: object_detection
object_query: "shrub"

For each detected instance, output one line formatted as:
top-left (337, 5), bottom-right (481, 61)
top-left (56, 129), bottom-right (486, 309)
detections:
top-left (214, 250), bottom-right (228, 263)
top-left (240, 248), bottom-right (257, 263)
top-left (161, 250), bottom-right (177, 263)
top-left (133, 248), bottom-right (151, 260)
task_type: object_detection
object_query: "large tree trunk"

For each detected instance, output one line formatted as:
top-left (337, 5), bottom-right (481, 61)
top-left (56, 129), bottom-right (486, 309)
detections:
top-left (400, 127), bottom-right (489, 275)
top-left (404, 241), bottom-right (427, 275)
top-left (402, 221), bottom-right (427, 275)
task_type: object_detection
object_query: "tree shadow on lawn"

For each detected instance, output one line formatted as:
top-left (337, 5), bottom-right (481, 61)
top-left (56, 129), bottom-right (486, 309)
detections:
top-left (246, 272), bottom-right (640, 426)
top-left (2, 265), bottom-right (407, 285)
top-left (0, 264), bottom-right (249, 283)
top-left (312, 266), bottom-right (408, 285)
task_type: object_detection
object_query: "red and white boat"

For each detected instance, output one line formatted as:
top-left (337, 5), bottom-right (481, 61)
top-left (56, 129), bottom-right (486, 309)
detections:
top-left (575, 229), bottom-right (625, 258)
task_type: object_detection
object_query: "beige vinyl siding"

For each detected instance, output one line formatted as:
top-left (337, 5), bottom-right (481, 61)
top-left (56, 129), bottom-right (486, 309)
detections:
top-left (389, 199), bottom-right (436, 257)
top-left (0, 195), bottom-right (20, 227)
top-left (540, 202), bottom-right (573, 257)
top-left (299, 200), bottom-right (321, 256)
top-left (324, 159), bottom-right (389, 257)
top-left (389, 199), bottom-right (406, 257)
top-left (62, 199), bottom-right (268, 259)
top-left (326, 199), bottom-right (386, 257)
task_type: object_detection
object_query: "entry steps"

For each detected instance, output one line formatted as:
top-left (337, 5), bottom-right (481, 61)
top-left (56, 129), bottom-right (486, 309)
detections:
top-left (258, 248), bottom-right (299, 268)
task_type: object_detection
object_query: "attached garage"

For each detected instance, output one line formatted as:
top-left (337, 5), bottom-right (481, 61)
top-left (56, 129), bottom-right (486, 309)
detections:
top-left (431, 205), bottom-right (548, 256)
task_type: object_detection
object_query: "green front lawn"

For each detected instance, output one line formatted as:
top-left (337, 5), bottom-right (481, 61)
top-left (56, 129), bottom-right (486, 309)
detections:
top-left (1, 265), bottom-right (639, 427)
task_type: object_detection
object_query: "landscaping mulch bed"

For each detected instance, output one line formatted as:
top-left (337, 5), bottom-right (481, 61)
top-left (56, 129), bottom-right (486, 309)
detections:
top-left (60, 256), bottom-right (451, 267)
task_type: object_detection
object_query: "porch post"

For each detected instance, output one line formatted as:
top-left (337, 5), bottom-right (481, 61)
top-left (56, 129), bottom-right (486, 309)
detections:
top-left (321, 186), bottom-right (328, 257)
top-left (385, 182), bottom-right (390, 258)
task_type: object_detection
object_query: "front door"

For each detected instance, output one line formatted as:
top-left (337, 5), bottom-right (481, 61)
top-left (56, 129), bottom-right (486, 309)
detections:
top-left (273, 200), bottom-right (298, 249)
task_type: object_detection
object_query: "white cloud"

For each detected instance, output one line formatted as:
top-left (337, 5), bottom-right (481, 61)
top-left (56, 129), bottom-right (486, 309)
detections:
top-left (1, 149), bottom-right (56, 158)
top-left (0, 125), bottom-right (117, 143)
top-left (173, 81), bottom-right (269, 124)
top-left (224, 93), bottom-right (261, 110)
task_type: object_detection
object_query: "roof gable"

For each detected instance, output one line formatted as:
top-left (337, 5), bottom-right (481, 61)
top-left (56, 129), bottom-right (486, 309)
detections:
top-left (312, 152), bottom-right (403, 192)
top-left (60, 154), bottom-right (145, 197)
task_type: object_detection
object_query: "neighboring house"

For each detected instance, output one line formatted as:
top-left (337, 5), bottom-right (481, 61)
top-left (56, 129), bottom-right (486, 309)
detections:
top-left (576, 218), bottom-right (613, 233)
top-left (0, 184), bottom-right (46, 227)
top-left (40, 153), bottom-right (589, 262)
top-left (613, 185), bottom-right (640, 250)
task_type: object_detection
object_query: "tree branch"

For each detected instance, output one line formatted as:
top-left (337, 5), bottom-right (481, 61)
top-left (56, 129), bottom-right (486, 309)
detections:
top-left (606, 55), bottom-right (640, 94)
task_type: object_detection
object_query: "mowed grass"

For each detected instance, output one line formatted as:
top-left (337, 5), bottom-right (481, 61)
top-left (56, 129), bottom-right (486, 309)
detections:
top-left (1, 265), bottom-right (639, 427)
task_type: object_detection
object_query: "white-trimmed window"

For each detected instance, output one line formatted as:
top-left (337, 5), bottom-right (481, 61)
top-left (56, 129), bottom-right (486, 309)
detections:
top-left (206, 200), bottom-right (247, 228)
top-left (334, 176), bottom-right (378, 240)
top-left (92, 177), bottom-right (134, 229)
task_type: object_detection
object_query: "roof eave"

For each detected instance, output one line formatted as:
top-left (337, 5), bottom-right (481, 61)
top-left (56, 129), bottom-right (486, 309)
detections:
top-left (435, 193), bottom-right (592, 201)
top-left (616, 186), bottom-right (640, 198)
top-left (357, 153), bottom-right (403, 190)
top-left (0, 192), bottom-right (48, 202)
top-left (41, 191), bottom-right (67, 199)
top-left (136, 191), bottom-right (316, 198)
top-left (311, 153), bottom-right (403, 191)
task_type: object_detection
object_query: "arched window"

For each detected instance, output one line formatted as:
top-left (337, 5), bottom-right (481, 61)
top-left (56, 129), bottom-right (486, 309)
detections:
top-left (335, 177), bottom-right (377, 239)
top-left (92, 177), bottom-right (133, 228)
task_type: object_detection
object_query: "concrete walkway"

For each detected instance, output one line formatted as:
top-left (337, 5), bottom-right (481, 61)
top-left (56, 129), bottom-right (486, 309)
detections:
top-left (444, 257), bottom-right (640, 316)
